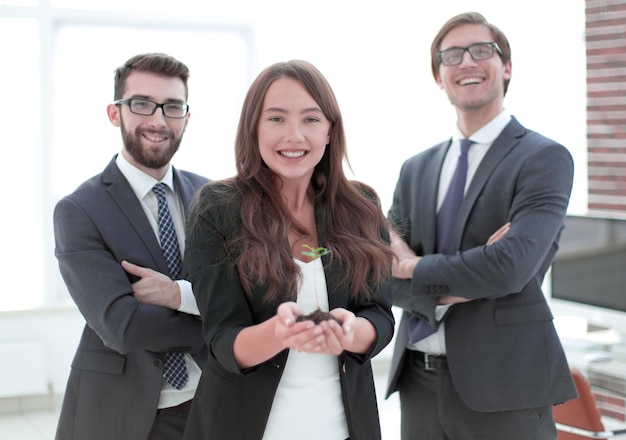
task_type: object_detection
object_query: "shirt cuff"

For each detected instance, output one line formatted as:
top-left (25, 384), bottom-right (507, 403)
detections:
top-left (176, 280), bottom-right (200, 316)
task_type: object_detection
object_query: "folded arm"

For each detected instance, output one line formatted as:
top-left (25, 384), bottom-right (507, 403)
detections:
top-left (54, 197), bottom-right (205, 354)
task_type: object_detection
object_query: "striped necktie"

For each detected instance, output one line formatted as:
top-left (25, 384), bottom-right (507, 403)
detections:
top-left (152, 183), bottom-right (188, 390)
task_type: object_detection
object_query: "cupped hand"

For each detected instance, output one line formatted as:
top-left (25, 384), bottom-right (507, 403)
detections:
top-left (275, 302), bottom-right (325, 353)
top-left (316, 308), bottom-right (356, 355)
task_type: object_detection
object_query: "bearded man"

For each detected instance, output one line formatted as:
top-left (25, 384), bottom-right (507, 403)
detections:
top-left (53, 53), bottom-right (209, 440)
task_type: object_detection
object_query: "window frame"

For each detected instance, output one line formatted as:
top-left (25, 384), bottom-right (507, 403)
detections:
top-left (0, 1), bottom-right (254, 311)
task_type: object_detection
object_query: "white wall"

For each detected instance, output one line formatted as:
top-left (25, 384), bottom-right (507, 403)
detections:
top-left (1, 0), bottom-right (589, 311)
top-left (0, 306), bottom-right (84, 400)
top-left (239, 0), bottom-right (588, 214)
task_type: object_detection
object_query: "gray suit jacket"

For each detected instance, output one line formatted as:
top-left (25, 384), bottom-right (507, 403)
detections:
top-left (386, 117), bottom-right (578, 411)
top-left (54, 156), bottom-right (209, 439)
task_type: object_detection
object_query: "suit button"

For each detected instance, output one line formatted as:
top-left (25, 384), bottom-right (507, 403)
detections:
top-left (154, 358), bottom-right (164, 368)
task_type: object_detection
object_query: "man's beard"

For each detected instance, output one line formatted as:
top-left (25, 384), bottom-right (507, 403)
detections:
top-left (121, 119), bottom-right (182, 169)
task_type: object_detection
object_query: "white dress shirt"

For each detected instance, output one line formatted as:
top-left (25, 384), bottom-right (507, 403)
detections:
top-left (411, 110), bottom-right (512, 355)
top-left (115, 153), bottom-right (201, 407)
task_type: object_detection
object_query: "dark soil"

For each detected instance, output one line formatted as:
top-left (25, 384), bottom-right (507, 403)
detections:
top-left (296, 308), bottom-right (343, 325)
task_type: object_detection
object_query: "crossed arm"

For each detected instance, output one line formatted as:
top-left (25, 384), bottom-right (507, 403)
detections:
top-left (390, 222), bottom-right (511, 304)
top-left (121, 260), bottom-right (190, 311)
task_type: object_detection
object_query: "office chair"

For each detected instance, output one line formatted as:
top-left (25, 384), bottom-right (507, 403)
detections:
top-left (554, 367), bottom-right (626, 439)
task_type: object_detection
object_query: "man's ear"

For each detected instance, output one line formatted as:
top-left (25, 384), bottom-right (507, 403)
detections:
top-left (503, 60), bottom-right (512, 81)
top-left (435, 73), bottom-right (444, 90)
top-left (107, 103), bottom-right (121, 127)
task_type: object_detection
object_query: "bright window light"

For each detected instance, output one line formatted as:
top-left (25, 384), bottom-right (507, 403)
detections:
top-left (0, 18), bottom-right (43, 310)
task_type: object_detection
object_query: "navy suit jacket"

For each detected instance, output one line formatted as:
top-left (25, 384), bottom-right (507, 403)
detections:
top-left (386, 117), bottom-right (578, 411)
top-left (54, 156), bottom-right (209, 439)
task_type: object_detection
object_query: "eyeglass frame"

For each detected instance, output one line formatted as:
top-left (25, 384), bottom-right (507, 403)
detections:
top-left (113, 98), bottom-right (190, 119)
top-left (437, 42), bottom-right (503, 66)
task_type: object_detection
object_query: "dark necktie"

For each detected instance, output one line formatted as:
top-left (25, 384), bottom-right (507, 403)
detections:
top-left (408, 139), bottom-right (474, 344)
top-left (152, 183), bottom-right (188, 390)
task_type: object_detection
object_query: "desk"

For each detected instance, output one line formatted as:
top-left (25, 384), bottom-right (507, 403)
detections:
top-left (561, 331), bottom-right (626, 426)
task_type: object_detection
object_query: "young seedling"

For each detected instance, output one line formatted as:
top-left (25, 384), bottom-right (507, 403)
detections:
top-left (301, 244), bottom-right (330, 260)
top-left (296, 244), bottom-right (342, 324)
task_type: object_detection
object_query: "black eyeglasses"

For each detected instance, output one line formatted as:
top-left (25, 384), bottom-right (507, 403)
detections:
top-left (437, 42), bottom-right (503, 66)
top-left (114, 98), bottom-right (189, 119)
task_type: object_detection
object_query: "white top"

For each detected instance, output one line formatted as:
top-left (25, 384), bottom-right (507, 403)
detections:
top-left (262, 258), bottom-right (349, 440)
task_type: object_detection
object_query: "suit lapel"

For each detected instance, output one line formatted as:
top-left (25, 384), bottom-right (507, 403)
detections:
top-left (102, 157), bottom-right (169, 274)
top-left (456, 118), bottom-right (526, 246)
top-left (423, 139), bottom-right (451, 253)
top-left (173, 168), bottom-right (196, 215)
top-left (173, 168), bottom-right (203, 276)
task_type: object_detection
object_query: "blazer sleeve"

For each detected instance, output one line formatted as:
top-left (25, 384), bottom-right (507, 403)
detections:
top-left (346, 285), bottom-right (395, 362)
top-left (184, 184), bottom-right (253, 375)
top-left (388, 153), bottom-right (441, 326)
top-left (328, 188), bottom-right (396, 362)
top-left (54, 190), bottom-right (206, 356)
top-left (414, 138), bottom-right (574, 300)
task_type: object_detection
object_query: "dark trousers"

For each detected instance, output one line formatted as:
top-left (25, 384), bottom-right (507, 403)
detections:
top-left (148, 400), bottom-right (192, 440)
top-left (397, 350), bottom-right (557, 440)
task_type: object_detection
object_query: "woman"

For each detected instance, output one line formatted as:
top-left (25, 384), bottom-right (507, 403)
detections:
top-left (183, 60), bottom-right (395, 440)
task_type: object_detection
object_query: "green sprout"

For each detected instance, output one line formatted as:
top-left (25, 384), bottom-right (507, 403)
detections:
top-left (296, 244), bottom-right (341, 323)
top-left (301, 244), bottom-right (330, 260)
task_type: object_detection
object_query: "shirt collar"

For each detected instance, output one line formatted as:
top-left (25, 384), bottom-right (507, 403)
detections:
top-left (453, 109), bottom-right (512, 145)
top-left (115, 152), bottom-right (175, 200)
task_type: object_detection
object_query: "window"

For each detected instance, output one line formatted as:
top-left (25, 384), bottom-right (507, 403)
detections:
top-left (1, 0), bottom-right (588, 311)
top-left (51, 24), bottom-right (247, 197)
top-left (1, 2), bottom-right (251, 310)
top-left (2, 17), bottom-right (43, 310)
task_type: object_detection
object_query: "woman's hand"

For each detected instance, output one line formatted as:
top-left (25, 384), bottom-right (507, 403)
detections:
top-left (315, 308), bottom-right (356, 355)
top-left (274, 303), bottom-right (362, 355)
top-left (275, 302), bottom-right (325, 353)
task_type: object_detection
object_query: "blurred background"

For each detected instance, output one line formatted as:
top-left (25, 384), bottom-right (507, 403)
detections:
top-left (8, 2), bottom-right (624, 439)
top-left (0, 0), bottom-right (588, 311)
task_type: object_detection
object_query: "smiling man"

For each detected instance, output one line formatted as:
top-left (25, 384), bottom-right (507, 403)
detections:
top-left (385, 12), bottom-right (577, 440)
top-left (53, 53), bottom-right (209, 439)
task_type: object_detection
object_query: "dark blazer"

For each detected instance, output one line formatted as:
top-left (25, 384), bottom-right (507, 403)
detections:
top-left (386, 117), bottom-right (577, 411)
top-left (182, 182), bottom-right (395, 440)
top-left (54, 156), bottom-right (209, 439)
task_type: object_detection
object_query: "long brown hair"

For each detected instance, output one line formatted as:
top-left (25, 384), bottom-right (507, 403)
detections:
top-left (232, 60), bottom-right (393, 302)
top-left (430, 12), bottom-right (512, 95)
